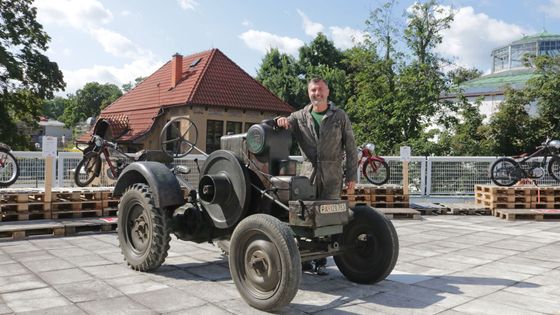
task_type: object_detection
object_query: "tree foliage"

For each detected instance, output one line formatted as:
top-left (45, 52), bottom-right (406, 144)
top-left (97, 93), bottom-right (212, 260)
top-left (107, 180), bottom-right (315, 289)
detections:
top-left (122, 76), bottom-right (146, 93)
top-left (43, 96), bottom-right (69, 120)
top-left (0, 0), bottom-right (64, 148)
top-left (60, 82), bottom-right (122, 127)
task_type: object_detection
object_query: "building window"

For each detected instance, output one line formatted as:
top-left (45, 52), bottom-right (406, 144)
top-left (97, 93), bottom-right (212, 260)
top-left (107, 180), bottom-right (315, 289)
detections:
top-left (244, 122), bottom-right (257, 132)
top-left (206, 120), bottom-right (224, 153)
top-left (226, 121), bottom-right (242, 135)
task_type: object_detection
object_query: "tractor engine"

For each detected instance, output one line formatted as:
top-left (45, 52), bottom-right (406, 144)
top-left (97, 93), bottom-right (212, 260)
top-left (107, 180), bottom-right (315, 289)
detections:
top-left (197, 120), bottom-right (349, 237)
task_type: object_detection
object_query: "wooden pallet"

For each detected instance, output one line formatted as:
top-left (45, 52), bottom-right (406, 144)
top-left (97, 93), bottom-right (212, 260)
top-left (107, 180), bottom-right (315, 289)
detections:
top-left (342, 184), bottom-right (408, 208)
top-left (59, 217), bottom-right (118, 235)
top-left (0, 220), bottom-right (65, 240)
top-left (437, 202), bottom-right (491, 215)
top-left (494, 208), bottom-right (560, 221)
top-left (409, 202), bottom-right (447, 215)
top-left (378, 208), bottom-right (421, 220)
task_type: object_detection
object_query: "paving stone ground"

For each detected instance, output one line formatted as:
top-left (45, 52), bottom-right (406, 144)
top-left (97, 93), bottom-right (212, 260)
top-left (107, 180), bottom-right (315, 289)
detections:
top-left (0, 215), bottom-right (559, 314)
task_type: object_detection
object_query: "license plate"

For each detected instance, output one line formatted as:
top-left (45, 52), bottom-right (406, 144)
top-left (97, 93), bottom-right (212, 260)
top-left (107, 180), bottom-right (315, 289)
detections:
top-left (319, 203), bottom-right (347, 214)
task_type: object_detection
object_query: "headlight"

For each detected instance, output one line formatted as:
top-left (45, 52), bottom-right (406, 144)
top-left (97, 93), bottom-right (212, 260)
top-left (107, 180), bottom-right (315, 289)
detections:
top-left (94, 136), bottom-right (103, 147)
top-left (549, 140), bottom-right (560, 150)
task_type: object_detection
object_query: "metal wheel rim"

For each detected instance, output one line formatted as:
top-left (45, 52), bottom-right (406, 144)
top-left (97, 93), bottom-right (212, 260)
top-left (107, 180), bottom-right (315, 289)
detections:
top-left (125, 202), bottom-right (151, 255)
top-left (235, 230), bottom-right (282, 300)
top-left (0, 152), bottom-right (17, 183)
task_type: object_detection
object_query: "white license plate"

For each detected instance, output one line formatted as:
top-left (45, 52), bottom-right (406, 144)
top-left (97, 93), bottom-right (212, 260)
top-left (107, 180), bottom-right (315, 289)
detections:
top-left (319, 203), bottom-right (347, 214)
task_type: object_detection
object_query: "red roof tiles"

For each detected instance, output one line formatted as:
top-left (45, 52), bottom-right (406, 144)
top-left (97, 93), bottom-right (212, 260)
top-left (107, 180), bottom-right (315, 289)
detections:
top-left (95, 49), bottom-right (294, 142)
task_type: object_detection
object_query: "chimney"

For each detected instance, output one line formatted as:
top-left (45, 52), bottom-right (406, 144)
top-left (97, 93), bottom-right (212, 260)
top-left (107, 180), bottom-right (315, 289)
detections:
top-left (171, 53), bottom-right (183, 87)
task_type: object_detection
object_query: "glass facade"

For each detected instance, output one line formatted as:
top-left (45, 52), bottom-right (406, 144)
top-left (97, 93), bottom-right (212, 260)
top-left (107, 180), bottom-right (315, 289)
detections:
top-left (492, 47), bottom-right (509, 72)
top-left (539, 40), bottom-right (560, 57)
top-left (492, 36), bottom-right (560, 73)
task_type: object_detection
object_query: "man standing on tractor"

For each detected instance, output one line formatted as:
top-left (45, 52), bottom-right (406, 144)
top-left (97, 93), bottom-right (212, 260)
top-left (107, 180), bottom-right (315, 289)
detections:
top-left (276, 77), bottom-right (358, 275)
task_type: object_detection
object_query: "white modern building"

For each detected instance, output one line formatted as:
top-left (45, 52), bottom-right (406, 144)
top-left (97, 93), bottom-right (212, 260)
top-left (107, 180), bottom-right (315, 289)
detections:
top-left (443, 32), bottom-right (560, 119)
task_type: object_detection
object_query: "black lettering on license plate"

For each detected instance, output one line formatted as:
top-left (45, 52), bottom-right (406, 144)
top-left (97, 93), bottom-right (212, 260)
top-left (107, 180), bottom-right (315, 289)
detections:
top-left (319, 203), bottom-right (346, 214)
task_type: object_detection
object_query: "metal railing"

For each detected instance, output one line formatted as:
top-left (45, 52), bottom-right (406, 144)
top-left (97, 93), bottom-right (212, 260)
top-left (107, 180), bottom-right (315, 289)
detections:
top-left (8, 152), bottom-right (560, 195)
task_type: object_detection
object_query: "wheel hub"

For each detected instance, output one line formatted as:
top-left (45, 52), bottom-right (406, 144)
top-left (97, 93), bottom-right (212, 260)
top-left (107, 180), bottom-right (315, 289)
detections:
top-left (130, 214), bottom-right (149, 251)
top-left (244, 239), bottom-right (280, 293)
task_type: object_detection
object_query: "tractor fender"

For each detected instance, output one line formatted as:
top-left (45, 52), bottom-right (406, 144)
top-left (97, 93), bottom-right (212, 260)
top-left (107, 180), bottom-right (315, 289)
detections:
top-left (113, 162), bottom-right (184, 209)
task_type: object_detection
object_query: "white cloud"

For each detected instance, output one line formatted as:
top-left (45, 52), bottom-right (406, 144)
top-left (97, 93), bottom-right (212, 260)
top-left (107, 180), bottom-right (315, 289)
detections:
top-left (435, 6), bottom-right (532, 72)
top-left (121, 10), bottom-right (131, 17)
top-left (242, 19), bottom-right (253, 27)
top-left (329, 26), bottom-right (366, 49)
top-left (239, 30), bottom-right (304, 56)
top-left (177, 0), bottom-right (198, 11)
top-left (35, 0), bottom-right (112, 30)
top-left (62, 57), bottom-right (164, 94)
top-left (539, 0), bottom-right (560, 18)
top-left (89, 27), bottom-right (149, 59)
top-left (297, 9), bottom-right (324, 37)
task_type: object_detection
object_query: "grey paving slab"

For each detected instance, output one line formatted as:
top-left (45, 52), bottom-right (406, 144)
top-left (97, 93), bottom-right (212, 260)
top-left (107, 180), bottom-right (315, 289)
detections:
top-left (129, 287), bottom-right (206, 313)
top-left (17, 304), bottom-right (88, 315)
top-left (54, 279), bottom-right (123, 303)
top-left (38, 268), bottom-right (93, 285)
top-left (1, 287), bottom-right (70, 313)
top-left (78, 296), bottom-right (157, 315)
top-left (0, 262), bottom-right (29, 277)
top-left (21, 257), bottom-right (75, 272)
top-left (0, 215), bottom-right (558, 314)
top-left (0, 274), bottom-right (47, 294)
top-left (60, 253), bottom-right (113, 267)
top-left (164, 303), bottom-right (233, 315)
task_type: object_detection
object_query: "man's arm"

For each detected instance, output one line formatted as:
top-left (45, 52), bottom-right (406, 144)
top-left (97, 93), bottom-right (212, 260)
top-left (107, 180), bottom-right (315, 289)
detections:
top-left (276, 112), bottom-right (298, 131)
top-left (342, 112), bottom-right (358, 188)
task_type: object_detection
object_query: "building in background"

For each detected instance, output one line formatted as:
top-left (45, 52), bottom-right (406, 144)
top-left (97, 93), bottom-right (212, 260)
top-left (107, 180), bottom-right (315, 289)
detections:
top-left (443, 32), bottom-right (560, 119)
top-left (79, 49), bottom-right (294, 154)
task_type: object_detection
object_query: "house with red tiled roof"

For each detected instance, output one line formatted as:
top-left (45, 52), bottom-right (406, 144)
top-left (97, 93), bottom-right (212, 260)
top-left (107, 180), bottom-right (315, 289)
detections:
top-left (85, 49), bottom-right (293, 153)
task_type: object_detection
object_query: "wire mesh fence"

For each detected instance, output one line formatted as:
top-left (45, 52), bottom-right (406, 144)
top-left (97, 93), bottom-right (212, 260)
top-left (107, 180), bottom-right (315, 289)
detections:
top-left (8, 151), bottom-right (560, 195)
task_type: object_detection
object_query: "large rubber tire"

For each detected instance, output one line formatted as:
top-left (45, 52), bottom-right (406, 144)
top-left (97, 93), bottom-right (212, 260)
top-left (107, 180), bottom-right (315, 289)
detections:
top-left (490, 157), bottom-right (520, 187)
top-left (548, 156), bottom-right (560, 182)
top-left (0, 148), bottom-right (19, 188)
top-left (74, 152), bottom-right (101, 187)
top-left (229, 214), bottom-right (301, 312)
top-left (334, 205), bottom-right (399, 284)
top-left (363, 160), bottom-right (390, 185)
top-left (118, 183), bottom-right (171, 271)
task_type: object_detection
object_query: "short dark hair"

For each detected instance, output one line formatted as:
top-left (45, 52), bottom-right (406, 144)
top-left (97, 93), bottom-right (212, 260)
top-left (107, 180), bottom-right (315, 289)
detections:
top-left (307, 77), bottom-right (329, 87)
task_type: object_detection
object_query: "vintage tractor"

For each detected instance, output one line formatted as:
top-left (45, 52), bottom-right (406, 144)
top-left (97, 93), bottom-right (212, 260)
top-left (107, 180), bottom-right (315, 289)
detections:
top-left (112, 116), bottom-right (399, 311)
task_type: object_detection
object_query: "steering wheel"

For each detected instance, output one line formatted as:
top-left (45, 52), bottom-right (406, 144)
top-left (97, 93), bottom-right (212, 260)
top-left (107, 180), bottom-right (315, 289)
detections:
top-left (160, 116), bottom-right (199, 158)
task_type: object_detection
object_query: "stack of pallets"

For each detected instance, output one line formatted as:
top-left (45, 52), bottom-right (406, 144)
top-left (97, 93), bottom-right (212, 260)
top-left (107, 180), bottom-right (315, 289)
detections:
top-left (342, 185), bottom-right (409, 208)
top-left (475, 185), bottom-right (533, 209)
top-left (0, 188), bottom-right (50, 221)
top-left (342, 184), bottom-right (419, 219)
top-left (475, 184), bottom-right (560, 221)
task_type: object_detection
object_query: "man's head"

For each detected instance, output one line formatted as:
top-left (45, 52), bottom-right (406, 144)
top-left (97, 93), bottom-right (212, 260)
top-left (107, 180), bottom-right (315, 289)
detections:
top-left (307, 77), bottom-right (330, 107)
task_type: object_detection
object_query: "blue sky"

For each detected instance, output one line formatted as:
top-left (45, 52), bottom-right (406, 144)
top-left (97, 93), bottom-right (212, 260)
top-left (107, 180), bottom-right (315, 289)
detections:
top-left (34, 0), bottom-right (560, 94)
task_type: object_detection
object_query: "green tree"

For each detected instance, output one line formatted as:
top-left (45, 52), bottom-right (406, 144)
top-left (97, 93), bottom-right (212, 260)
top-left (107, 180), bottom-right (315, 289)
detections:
top-left (448, 67), bottom-right (483, 86)
top-left (486, 87), bottom-right (536, 155)
top-left (61, 82), bottom-right (122, 127)
top-left (524, 55), bottom-right (560, 140)
top-left (299, 33), bottom-right (344, 68)
top-left (121, 76), bottom-right (146, 93)
top-left (0, 0), bottom-right (64, 148)
top-left (255, 48), bottom-right (306, 109)
top-left (437, 94), bottom-right (490, 155)
top-left (403, 0), bottom-right (453, 65)
top-left (42, 96), bottom-right (69, 120)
